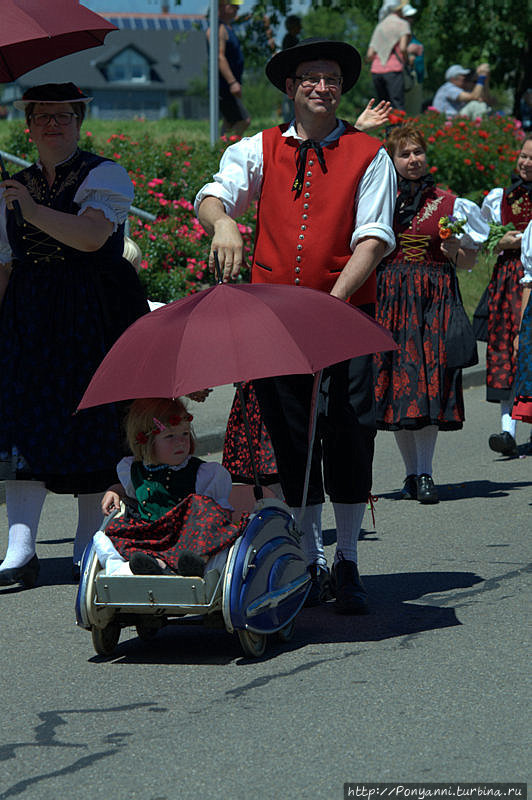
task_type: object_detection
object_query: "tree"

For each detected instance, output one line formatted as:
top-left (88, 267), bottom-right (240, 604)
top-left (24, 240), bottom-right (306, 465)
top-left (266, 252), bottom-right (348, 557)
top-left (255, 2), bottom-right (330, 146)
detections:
top-left (237, 0), bottom-right (530, 117)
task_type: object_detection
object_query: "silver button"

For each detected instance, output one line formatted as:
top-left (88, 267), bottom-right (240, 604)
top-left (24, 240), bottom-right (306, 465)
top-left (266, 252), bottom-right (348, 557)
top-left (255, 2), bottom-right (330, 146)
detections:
top-left (295, 278), bottom-right (300, 285)
top-left (297, 244), bottom-right (302, 250)
top-left (309, 159), bottom-right (314, 166)
top-left (302, 214), bottom-right (308, 220)
top-left (299, 234), bottom-right (304, 240)
top-left (303, 203), bottom-right (309, 209)
top-left (295, 267), bottom-right (301, 273)
top-left (296, 256), bottom-right (301, 262)
top-left (306, 171), bottom-right (312, 177)
top-left (301, 225), bottom-right (306, 231)
top-left (305, 181), bottom-right (311, 187)
top-left (304, 193), bottom-right (310, 198)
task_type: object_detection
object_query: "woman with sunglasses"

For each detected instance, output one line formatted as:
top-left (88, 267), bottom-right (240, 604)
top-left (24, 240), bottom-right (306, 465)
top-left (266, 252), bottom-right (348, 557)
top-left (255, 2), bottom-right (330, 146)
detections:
top-left (0, 83), bottom-right (149, 589)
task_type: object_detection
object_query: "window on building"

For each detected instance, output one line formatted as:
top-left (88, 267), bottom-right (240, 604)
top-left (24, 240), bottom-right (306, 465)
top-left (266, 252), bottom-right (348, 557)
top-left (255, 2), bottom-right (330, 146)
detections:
top-left (106, 48), bottom-right (150, 83)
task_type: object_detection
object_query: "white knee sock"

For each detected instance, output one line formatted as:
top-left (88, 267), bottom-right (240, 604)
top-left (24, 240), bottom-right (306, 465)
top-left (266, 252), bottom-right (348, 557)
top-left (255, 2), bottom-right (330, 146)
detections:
top-left (414, 426), bottom-right (438, 475)
top-left (1, 480), bottom-right (47, 571)
top-left (291, 504), bottom-right (325, 567)
top-left (394, 430), bottom-right (418, 476)
top-left (500, 401), bottom-right (516, 437)
top-left (74, 493), bottom-right (104, 564)
top-left (333, 502), bottom-right (365, 565)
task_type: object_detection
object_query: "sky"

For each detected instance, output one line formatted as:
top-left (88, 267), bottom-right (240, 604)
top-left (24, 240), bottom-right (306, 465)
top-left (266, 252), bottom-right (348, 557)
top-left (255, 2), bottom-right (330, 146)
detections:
top-left (83, 1), bottom-right (309, 18)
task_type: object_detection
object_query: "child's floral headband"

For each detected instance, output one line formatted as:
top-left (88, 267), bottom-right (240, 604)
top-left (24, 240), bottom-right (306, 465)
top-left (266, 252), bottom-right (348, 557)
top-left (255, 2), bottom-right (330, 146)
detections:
top-left (135, 413), bottom-right (193, 445)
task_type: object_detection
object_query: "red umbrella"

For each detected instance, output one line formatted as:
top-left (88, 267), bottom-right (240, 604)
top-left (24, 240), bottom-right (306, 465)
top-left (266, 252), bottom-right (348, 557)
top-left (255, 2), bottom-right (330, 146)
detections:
top-left (78, 282), bottom-right (397, 410)
top-left (0, 0), bottom-right (117, 82)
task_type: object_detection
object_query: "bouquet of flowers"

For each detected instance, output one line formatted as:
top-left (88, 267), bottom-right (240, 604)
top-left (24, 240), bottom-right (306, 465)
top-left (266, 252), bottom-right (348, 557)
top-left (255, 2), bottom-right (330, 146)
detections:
top-left (483, 222), bottom-right (516, 257)
top-left (438, 215), bottom-right (467, 240)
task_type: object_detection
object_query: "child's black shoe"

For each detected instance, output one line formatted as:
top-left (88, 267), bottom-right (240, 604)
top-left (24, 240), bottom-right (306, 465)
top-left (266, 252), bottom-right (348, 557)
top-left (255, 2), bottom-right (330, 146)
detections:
top-left (130, 552), bottom-right (173, 575)
top-left (177, 551), bottom-right (205, 577)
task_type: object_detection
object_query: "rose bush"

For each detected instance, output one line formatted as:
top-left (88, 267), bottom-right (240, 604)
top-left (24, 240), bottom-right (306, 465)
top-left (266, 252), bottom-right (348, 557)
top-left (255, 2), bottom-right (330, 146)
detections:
top-left (1, 112), bottom-right (524, 302)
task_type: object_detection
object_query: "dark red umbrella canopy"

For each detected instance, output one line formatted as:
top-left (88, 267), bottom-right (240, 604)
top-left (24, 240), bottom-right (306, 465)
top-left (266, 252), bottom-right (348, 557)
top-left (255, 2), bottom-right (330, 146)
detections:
top-left (78, 283), bottom-right (397, 409)
top-left (0, 0), bottom-right (117, 82)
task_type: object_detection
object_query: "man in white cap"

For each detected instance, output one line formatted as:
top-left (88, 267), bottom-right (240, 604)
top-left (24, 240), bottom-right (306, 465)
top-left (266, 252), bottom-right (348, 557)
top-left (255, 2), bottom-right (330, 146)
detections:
top-left (196, 38), bottom-right (396, 614)
top-left (432, 63), bottom-right (491, 117)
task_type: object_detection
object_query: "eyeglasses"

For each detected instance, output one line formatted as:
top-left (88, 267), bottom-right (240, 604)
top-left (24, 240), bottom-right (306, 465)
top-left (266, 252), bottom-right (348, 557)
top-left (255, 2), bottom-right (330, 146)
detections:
top-left (30, 112), bottom-right (79, 127)
top-left (293, 73), bottom-right (343, 89)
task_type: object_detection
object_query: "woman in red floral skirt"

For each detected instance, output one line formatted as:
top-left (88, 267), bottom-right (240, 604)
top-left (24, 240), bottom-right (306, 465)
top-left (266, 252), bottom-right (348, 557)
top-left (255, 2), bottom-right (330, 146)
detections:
top-left (480, 136), bottom-right (532, 457)
top-left (374, 123), bottom-right (485, 503)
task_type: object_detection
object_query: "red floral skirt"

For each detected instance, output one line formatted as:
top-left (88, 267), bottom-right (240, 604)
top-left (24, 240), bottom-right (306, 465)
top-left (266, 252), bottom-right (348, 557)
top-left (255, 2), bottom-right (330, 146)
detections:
top-left (375, 259), bottom-right (464, 430)
top-left (222, 382), bottom-right (278, 483)
top-left (486, 255), bottom-right (523, 402)
top-left (106, 494), bottom-right (245, 570)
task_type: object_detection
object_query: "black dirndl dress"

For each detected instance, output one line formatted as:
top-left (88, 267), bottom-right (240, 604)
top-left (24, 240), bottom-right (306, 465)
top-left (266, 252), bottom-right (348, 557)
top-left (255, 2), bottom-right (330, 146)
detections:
top-left (0, 150), bottom-right (149, 493)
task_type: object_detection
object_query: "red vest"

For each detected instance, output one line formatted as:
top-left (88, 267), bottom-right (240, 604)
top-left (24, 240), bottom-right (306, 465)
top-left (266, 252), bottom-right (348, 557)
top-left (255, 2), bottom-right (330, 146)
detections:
top-left (500, 185), bottom-right (532, 232)
top-left (252, 123), bottom-right (382, 306)
top-left (388, 187), bottom-right (455, 264)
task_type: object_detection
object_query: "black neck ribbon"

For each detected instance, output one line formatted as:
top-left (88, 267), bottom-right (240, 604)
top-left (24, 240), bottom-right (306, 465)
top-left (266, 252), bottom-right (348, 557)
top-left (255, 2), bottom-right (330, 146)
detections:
top-left (292, 139), bottom-right (327, 199)
top-left (395, 173), bottom-right (435, 227)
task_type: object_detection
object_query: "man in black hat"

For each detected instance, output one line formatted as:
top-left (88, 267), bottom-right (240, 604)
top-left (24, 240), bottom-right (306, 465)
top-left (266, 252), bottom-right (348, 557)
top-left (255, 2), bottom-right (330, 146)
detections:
top-left (195, 39), bottom-right (396, 614)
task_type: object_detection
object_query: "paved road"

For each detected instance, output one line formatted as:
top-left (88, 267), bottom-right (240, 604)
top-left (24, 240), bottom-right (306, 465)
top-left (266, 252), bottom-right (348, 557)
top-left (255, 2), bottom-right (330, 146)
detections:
top-left (0, 382), bottom-right (530, 800)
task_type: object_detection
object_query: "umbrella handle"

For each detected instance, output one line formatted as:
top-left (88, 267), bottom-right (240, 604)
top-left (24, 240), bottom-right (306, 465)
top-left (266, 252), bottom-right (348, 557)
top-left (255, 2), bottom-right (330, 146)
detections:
top-left (0, 154), bottom-right (23, 226)
top-left (213, 251), bottom-right (224, 284)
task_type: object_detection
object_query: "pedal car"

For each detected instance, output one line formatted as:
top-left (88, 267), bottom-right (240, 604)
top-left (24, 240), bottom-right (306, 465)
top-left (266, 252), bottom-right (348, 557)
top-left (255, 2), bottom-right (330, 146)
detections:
top-left (75, 486), bottom-right (310, 658)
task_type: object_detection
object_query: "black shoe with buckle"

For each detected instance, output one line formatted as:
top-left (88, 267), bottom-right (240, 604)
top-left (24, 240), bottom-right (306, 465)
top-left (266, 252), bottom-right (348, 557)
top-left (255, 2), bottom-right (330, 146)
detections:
top-left (305, 563), bottom-right (333, 607)
top-left (331, 552), bottom-right (369, 615)
top-left (488, 431), bottom-right (518, 457)
top-left (0, 553), bottom-right (40, 588)
top-left (400, 474), bottom-right (418, 500)
top-left (416, 474), bottom-right (439, 504)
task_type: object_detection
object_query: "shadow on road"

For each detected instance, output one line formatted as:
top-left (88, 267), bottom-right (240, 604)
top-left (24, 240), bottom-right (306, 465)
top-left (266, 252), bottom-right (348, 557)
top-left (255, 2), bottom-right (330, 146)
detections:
top-left (82, 570), bottom-right (484, 666)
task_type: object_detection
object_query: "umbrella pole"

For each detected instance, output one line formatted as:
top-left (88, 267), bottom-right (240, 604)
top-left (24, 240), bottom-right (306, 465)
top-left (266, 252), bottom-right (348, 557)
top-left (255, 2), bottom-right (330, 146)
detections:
top-left (297, 370), bottom-right (323, 526)
top-left (236, 382), bottom-right (264, 501)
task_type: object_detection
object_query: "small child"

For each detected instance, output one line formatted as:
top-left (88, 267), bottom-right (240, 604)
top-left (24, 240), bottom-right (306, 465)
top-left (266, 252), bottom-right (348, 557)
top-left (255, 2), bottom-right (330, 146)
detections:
top-left (94, 397), bottom-right (241, 577)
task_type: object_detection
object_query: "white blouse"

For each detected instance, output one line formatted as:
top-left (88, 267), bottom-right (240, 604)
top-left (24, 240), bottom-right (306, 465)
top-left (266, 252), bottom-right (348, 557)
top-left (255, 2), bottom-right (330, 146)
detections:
top-left (452, 197), bottom-right (489, 249)
top-left (194, 119), bottom-right (397, 256)
top-left (480, 188), bottom-right (505, 225)
top-left (117, 455), bottom-right (234, 511)
top-left (0, 158), bottom-right (134, 264)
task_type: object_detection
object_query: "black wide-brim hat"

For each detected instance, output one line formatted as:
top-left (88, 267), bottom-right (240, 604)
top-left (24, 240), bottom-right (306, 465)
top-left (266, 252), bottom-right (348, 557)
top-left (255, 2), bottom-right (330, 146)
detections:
top-left (13, 82), bottom-right (92, 110)
top-left (265, 38), bottom-right (361, 94)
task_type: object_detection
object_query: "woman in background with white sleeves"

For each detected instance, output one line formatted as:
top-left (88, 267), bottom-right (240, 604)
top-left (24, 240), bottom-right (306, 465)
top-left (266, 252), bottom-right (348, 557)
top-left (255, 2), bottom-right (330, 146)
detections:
top-left (0, 83), bottom-right (149, 588)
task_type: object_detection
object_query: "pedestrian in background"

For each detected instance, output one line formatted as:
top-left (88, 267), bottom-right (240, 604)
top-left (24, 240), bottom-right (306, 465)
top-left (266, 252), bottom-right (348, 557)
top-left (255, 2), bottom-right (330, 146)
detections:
top-left (366, 0), bottom-right (415, 111)
top-left (208, 0), bottom-right (250, 138)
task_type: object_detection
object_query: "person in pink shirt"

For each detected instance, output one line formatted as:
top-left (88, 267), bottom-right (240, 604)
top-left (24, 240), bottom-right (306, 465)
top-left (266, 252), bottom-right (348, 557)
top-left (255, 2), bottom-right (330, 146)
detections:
top-left (366, 0), bottom-right (414, 111)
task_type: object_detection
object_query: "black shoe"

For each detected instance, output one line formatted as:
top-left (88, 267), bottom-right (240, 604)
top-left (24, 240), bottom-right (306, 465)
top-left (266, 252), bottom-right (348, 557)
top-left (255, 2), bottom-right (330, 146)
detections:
top-left (416, 474), bottom-right (439, 504)
top-left (331, 552), bottom-right (368, 615)
top-left (400, 474), bottom-right (418, 500)
top-left (305, 563), bottom-right (333, 607)
top-left (177, 550), bottom-right (205, 577)
top-left (0, 554), bottom-right (40, 588)
top-left (488, 431), bottom-right (518, 457)
top-left (129, 552), bottom-right (173, 575)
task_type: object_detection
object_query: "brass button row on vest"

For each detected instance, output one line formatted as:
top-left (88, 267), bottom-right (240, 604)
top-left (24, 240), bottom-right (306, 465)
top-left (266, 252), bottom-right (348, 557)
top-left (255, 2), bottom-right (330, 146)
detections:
top-left (293, 161), bottom-right (314, 285)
